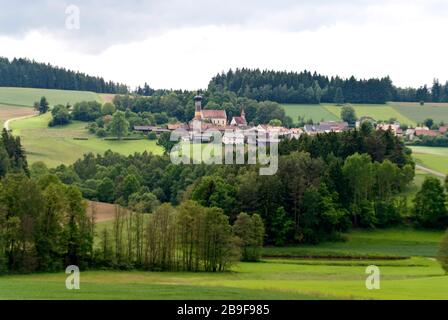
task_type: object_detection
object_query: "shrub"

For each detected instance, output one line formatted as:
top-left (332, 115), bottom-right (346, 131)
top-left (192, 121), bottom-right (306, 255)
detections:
top-left (49, 104), bottom-right (71, 127)
top-left (87, 122), bottom-right (98, 134)
top-left (96, 128), bottom-right (107, 138)
top-left (148, 132), bottom-right (157, 140)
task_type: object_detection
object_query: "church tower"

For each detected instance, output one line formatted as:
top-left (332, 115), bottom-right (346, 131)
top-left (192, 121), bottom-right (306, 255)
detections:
top-left (194, 95), bottom-right (202, 120)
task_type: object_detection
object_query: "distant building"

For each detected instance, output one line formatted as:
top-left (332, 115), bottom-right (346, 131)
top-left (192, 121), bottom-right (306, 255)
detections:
top-left (230, 110), bottom-right (248, 127)
top-left (133, 126), bottom-right (171, 135)
top-left (377, 123), bottom-right (401, 134)
top-left (304, 121), bottom-right (348, 134)
top-left (415, 129), bottom-right (439, 137)
top-left (320, 121), bottom-right (349, 132)
top-left (439, 126), bottom-right (448, 134)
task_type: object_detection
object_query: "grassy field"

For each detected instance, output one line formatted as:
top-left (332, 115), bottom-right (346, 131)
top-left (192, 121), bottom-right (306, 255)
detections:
top-left (410, 146), bottom-right (448, 175)
top-left (325, 104), bottom-right (416, 126)
top-left (281, 104), bottom-right (339, 123)
top-left (262, 228), bottom-right (443, 259)
top-left (0, 87), bottom-right (161, 167)
top-left (0, 87), bottom-right (101, 107)
top-left (282, 102), bottom-right (448, 126)
top-left (390, 102), bottom-right (448, 124)
top-left (11, 112), bottom-right (163, 167)
top-left (0, 227), bottom-right (446, 299)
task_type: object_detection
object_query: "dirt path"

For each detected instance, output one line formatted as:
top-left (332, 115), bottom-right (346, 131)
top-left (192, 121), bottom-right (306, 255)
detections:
top-left (415, 164), bottom-right (446, 178)
top-left (3, 113), bottom-right (37, 131)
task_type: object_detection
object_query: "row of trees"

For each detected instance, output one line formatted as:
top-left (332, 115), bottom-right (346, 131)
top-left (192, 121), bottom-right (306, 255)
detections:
top-left (97, 202), bottom-right (264, 271)
top-left (394, 79), bottom-right (448, 102)
top-left (0, 168), bottom-right (264, 273)
top-left (0, 57), bottom-right (128, 93)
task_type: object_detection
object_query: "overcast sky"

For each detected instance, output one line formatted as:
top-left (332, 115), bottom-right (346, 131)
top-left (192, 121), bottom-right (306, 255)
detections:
top-left (1, 0), bottom-right (447, 90)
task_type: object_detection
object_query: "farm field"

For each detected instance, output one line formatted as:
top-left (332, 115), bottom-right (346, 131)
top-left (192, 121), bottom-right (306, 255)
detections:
top-left (0, 87), bottom-right (161, 167)
top-left (325, 104), bottom-right (416, 126)
top-left (281, 104), bottom-right (339, 123)
top-left (10, 112), bottom-right (163, 167)
top-left (0, 228), bottom-right (446, 300)
top-left (282, 102), bottom-right (448, 126)
top-left (262, 228), bottom-right (443, 259)
top-left (390, 102), bottom-right (448, 124)
top-left (410, 146), bottom-right (448, 175)
top-left (0, 103), bottom-right (36, 127)
top-left (0, 87), bottom-right (101, 107)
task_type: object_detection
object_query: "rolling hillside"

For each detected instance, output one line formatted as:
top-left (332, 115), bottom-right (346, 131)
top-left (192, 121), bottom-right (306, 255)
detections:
top-left (10, 112), bottom-right (162, 167)
top-left (0, 87), bottom-right (102, 107)
top-left (0, 87), bottom-right (160, 167)
top-left (283, 102), bottom-right (448, 126)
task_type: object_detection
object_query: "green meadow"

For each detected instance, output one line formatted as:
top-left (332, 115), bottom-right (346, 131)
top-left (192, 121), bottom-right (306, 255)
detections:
top-left (410, 146), bottom-right (448, 175)
top-left (390, 102), bottom-right (448, 124)
top-left (283, 102), bottom-right (448, 126)
top-left (325, 104), bottom-right (416, 126)
top-left (281, 104), bottom-right (339, 123)
top-left (0, 228), bottom-right (446, 300)
top-left (0, 87), bottom-right (102, 107)
top-left (262, 228), bottom-right (443, 259)
top-left (10, 112), bottom-right (163, 167)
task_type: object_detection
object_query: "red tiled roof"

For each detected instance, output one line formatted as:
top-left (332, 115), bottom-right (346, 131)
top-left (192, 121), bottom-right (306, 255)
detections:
top-left (202, 110), bottom-right (227, 119)
top-left (232, 116), bottom-right (247, 125)
top-left (439, 126), bottom-right (448, 133)
top-left (415, 130), bottom-right (439, 137)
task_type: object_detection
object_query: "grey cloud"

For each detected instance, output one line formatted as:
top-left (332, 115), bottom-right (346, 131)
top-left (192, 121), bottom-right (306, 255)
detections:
top-left (0, 0), bottom-right (433, 53)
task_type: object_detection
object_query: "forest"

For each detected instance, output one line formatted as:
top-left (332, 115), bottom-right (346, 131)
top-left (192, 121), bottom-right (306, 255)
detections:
top-left (1, 121), bottom-right (448, 274)
top-left (0, 57), bottom-right (128, 94)
top-left (208, 68), bottom-right (448, 104)
top-left (38, 124), bottom-right (448, 247)
top-left (0, 128), bottom-right (264, 273)
top-left (2, 57), bottom-right (447, 105)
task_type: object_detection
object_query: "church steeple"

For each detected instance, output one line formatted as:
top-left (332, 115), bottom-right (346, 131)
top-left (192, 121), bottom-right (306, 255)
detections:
top-left (194, 95), bottom-right (202, 119)
top-left (241, 109), bottom-right (246, 119)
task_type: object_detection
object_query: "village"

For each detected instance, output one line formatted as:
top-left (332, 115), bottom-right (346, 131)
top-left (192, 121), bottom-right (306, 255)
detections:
top-left (133, 95), bottom-right (447, 144)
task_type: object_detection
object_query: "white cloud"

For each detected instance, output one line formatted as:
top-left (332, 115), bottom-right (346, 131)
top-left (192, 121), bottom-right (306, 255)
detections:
top-left (1, 1), bottom-right (448, 90)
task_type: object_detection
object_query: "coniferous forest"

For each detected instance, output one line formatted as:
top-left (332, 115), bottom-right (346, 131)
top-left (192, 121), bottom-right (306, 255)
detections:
top-left (0, 57), bottom-right (128, 94)
top-left (208, 68), bottom-right (448, 104)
